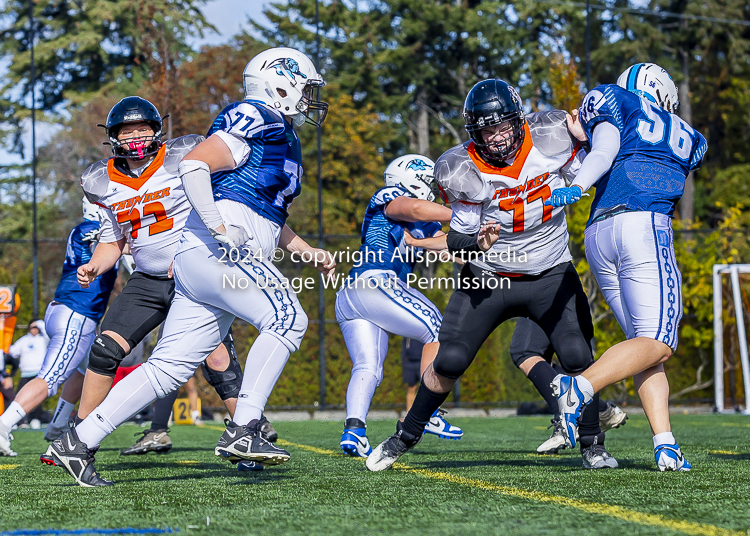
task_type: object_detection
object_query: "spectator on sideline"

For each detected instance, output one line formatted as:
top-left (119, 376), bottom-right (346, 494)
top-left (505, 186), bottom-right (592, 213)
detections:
top-left (8, 320), bottom-right (50, 425)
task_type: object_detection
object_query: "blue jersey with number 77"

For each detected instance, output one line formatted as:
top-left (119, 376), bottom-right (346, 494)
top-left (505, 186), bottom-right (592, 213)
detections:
top-left (207, 100), bottom-right (303, 227)
top-left (578, 84), bottom-right (707, 225)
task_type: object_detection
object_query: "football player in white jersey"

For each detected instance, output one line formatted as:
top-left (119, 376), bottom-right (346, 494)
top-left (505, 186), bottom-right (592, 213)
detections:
top-left (546, 63), bottom-right (707, 471)
top-left (43, 97), bottom-right (255, 484)
top-left (47, 48), bottom-right (335, 486)
top-left (337, 155), bottom-right (463, 458)
top-left (367, 79), bottom-right (617, 471)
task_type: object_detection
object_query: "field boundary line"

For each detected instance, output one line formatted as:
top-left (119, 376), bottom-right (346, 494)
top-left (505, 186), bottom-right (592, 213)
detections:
top-left (277, 439), bottom-right (744, 536)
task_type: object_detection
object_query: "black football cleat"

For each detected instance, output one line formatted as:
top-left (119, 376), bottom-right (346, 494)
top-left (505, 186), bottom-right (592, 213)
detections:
top-left (43, 427), bottom-right (113, 487)
top-left (215, 417), bottom-right (290, 466)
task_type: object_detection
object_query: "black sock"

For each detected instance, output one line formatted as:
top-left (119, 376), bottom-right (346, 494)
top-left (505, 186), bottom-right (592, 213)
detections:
top-left (402, 383), bottom-right (450, 438)
top-left (150, 390), bottom-right (179, 431)
top-left (345, 418), bottom-right (366, 429)
top-left (579, 392), bottom-right (602, 440)
top-left (526, 361), bottom-right (559, 412)
top-left (598, 397), bottom-right (608, 412)
top-left (579, 431), bottom-right (605, 449)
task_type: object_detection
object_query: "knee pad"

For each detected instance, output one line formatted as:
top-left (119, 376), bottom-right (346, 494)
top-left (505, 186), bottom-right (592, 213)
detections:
top-left (201, 344), bottom-right (243, 401)
top-left (556, 338), bottom-right (594, 374)
top-left (431, 342), bottom-right (472, 380)
top-left (87, 334), bottom-right (127, 377)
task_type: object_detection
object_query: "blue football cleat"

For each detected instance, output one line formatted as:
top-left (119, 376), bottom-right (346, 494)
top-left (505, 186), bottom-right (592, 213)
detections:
top-left (340, 427), bottom-right (372, 457)
top-left (655, 443), bottom-right (692, 472)
top-left (551, 374), bottom-right (591, 449)
top-left (237, 460), bottom-right (265, 471)
top-left (424, 408), bottom-right (463, 440)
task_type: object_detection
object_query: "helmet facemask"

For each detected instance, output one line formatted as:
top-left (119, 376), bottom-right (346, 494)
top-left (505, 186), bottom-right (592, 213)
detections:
top-left (466, 115), bottom-right (525, 164)
top-left (109, 121), bottom-right (162, 160)
top-left (295, 81), bottom-right (328, 127)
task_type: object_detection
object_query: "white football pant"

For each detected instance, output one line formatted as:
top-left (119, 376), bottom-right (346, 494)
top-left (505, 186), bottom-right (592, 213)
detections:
top-left (336, 270), bottom-right (442, 423)
top-left (585, 211), bottom-right (682, 349)
top-left (37, 302), bottom-right (97, 397)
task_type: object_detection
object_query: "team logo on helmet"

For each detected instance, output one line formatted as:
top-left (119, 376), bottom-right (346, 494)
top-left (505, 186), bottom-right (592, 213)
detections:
top-left (268, 58), bottom-right (308, 82)
top-left (406, 159), bottom-right (432, 171)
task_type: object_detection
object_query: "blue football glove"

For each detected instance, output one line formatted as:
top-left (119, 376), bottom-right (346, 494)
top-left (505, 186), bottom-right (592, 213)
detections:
top-left (545, 186), bottom-right (583, 207)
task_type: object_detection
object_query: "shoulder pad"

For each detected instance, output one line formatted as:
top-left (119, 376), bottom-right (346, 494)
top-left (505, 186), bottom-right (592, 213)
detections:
top-left (527, 110), bottom-right (577, 158)
top-left (370, 186), bottom-right (408, 207)
top-left (434, 143), bottom-right (484, 203)
top-left (163, 135), bottom-right (205, 174)
top-left (80, 159), bottom-right (111, 203)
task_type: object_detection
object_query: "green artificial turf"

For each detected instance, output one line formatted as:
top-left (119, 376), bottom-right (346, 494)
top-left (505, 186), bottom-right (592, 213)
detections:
top-left (1, 414), bottom-right (749, 536)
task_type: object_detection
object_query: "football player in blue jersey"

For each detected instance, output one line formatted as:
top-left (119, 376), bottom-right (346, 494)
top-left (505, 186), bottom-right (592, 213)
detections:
top-left (0, 199), bottom-right (118, 456)
top-left (48, 47), bottom-right (336, 486)
top-left (546, 63), bottom-right (707, 471)
top-left (336, 155), bottom-right (463, 457)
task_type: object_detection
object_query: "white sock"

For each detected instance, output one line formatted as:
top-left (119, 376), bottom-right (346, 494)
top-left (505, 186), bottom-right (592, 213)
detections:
top-left (346, 369), bottom-right (378, 423)
top-left (77, 366), bottom-right (159, 449)
top-left (233, 333), bottom-right (290, 425)
top-left (574, 375), bottom-right (595, 403)
top-left (0, 402), bottom-right (26, 434)
top-left (50, 398), bottom-right (76, 428)
top-left (653, 431), bottom-right (676, 448)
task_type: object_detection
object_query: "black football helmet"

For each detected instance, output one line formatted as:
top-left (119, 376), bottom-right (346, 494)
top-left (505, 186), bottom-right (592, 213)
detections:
top-left (463, 79), bottom-right (525, 164)
top-left (104, 96), bottom-right (163, 159)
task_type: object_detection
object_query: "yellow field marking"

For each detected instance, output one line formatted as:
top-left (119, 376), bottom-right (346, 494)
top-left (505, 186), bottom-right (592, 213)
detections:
top-left (0, 464), bottom-right (19, 470)
top-left (176, 460), bottom-right (201, 465)
top-left (708, 450), bottom-right (742, 455)
top-left (280, 439), bottom-right (744, 536)
top-left (720, 423), bottom-right (750, 428)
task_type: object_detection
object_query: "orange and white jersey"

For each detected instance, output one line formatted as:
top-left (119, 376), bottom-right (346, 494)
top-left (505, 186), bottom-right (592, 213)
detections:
top-left (435, 111), bottom-right (583, 275)
top-left (81, 135), bottom-right (204, 276)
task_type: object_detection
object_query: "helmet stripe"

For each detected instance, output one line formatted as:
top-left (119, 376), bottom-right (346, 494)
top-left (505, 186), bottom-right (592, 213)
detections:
top-left (627, 63), bottom-right (643, 91)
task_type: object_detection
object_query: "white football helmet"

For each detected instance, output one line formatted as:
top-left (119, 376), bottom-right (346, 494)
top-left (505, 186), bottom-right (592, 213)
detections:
top-left (384, 155), bottom-right (436, 202)
top-left (82, 197), bottom-right (100, 222)
top-left (616, 63), bottom-right (680, 114)
top-left (243, 47), bottom-right (328, 127)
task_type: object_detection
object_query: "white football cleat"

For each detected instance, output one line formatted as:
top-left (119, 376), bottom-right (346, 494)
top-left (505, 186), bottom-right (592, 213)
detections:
top-left (340, 427), bottom-right (372, 458)
top-left (599, 401), bottom-right (628, 432)
top-left (366, 426), bottom-right (421, 472)
top-left (424, 408), bottom-right (463, 440)
top-left (537, 417), bottom-right (569, 454)
top-left (551, 374), bottom-right (591, 449)
top-left (0, 430), bottom-right (17, 457)
top-left (655, 443), bottom-right (692, 472)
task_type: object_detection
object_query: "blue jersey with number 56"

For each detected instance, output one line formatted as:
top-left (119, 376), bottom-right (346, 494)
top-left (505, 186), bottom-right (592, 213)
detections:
top-left (207, 100), bottom-right (303, 227)
top-left (578, 84), bottom-right (707, 225)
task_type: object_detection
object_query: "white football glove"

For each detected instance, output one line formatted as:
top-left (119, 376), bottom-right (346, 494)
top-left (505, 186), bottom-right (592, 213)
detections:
top-left (211, 224), bottom-right (251, 249)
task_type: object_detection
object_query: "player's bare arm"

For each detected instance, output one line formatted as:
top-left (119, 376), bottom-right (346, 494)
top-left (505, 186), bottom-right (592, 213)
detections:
top-left (279, 224), bottom-right (336, 278)
top-left (384, 196), bottom-right (452, 223)
top-left (77, 238), bottom-right (126, 288)
top-left (403, 230), bottom-right (448, 252)
top-left (566, 108), bottom-right (587, 142)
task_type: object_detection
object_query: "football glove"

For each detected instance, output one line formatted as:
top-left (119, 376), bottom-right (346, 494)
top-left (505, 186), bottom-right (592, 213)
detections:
top-left (82, 229), bottom-right (101, 243)
top-left (545, 186), bottom-right (583, 207)
top-left (211, 224), bottom-right (251, 249)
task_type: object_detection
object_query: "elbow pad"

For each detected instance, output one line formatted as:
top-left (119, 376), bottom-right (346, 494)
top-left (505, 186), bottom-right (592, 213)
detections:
top-left (446, 229), bottom-right (481, 254)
